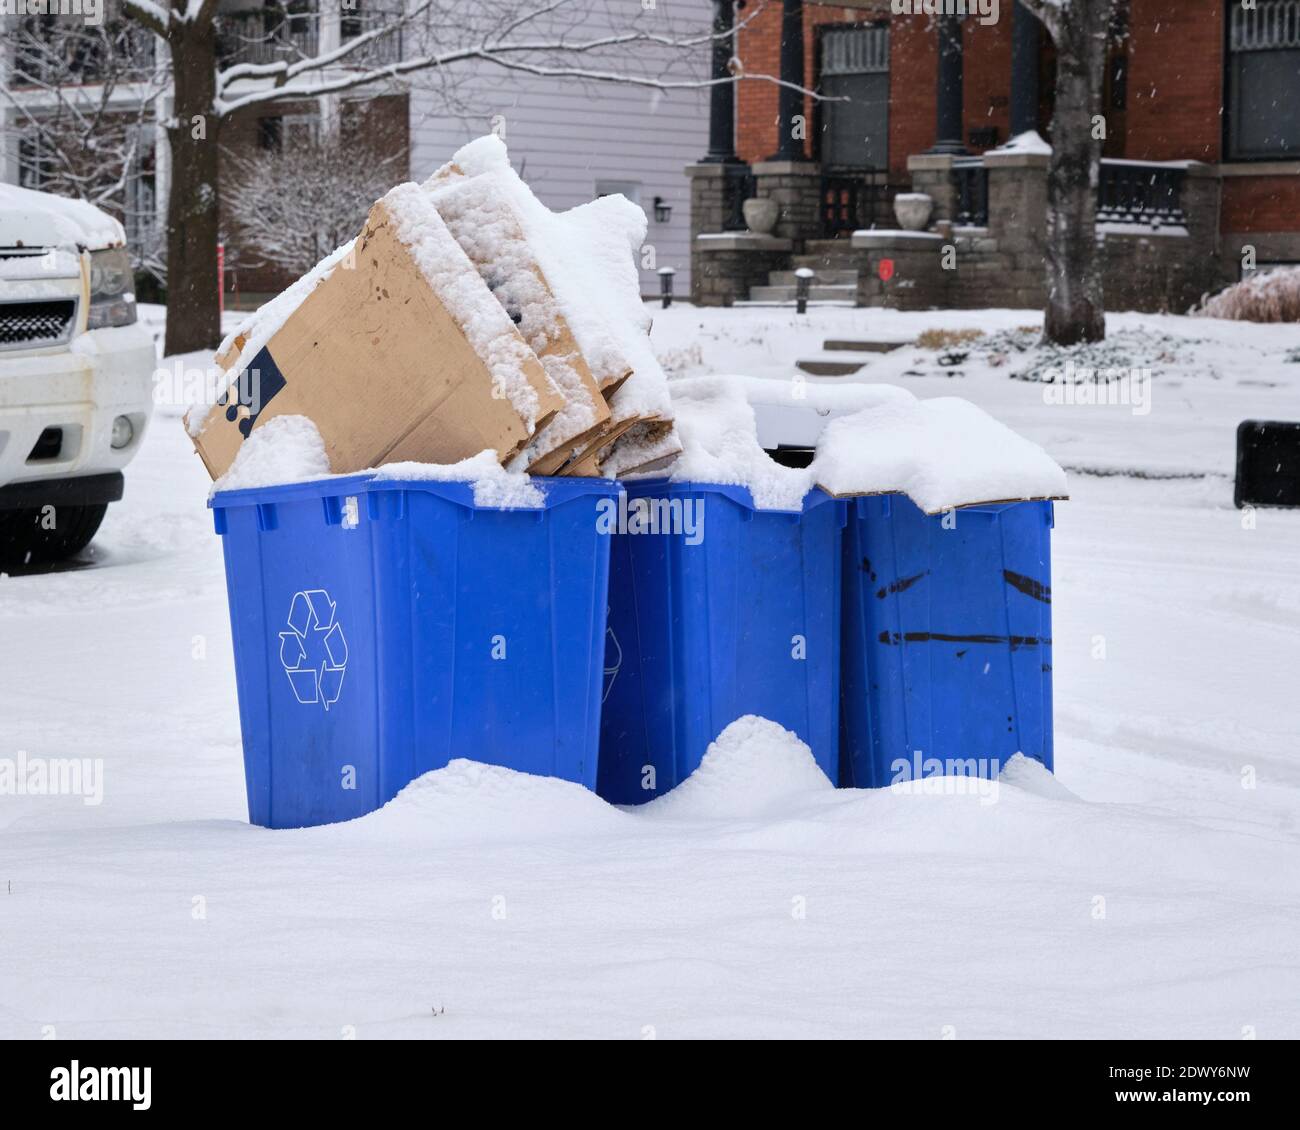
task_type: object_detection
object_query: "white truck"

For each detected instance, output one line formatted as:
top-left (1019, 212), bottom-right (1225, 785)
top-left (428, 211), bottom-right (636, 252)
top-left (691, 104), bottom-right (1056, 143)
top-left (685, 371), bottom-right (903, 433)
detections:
top-left (0, 184), bottom-right (155, 567)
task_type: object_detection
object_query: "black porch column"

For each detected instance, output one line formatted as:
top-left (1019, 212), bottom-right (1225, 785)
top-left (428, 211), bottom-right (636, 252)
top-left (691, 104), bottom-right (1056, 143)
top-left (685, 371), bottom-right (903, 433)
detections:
top-left (702, 0), bottom-right (740, 163)
top-left (927, 14), bottom-right (967, 154)
top-left (1010, 0), bottom-right (1041, 137)
top-left (768, 0), bottom-right (806, 161)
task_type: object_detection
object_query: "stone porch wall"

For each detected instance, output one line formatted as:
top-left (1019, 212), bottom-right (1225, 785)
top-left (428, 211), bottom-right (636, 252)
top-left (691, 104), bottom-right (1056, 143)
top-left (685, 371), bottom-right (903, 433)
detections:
top-left (854, 153), bottom-right (1230, 314)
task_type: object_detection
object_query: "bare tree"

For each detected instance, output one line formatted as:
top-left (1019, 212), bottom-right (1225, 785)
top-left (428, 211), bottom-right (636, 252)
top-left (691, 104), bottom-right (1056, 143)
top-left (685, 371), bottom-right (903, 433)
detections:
top-left (1018, 0), bottom-right (1115, 345)
top-left (1, 13), bottom-right (168, 276)
top-left (224, 126), bottom-right (403, 277)
top-left (112, 0), bottom-right (800, 357)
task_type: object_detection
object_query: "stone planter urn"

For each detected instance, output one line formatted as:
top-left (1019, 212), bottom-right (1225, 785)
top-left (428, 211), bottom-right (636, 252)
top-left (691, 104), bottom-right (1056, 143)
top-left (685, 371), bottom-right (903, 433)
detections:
top-left (893, 193), bottom-right (934, 232)
top-left (743, 197), bottom-right (780, 236)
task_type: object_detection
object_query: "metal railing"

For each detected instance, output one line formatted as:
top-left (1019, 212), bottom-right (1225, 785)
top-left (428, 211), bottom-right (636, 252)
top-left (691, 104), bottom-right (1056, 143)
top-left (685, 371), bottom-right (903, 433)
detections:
top-left (953, 158), bottom-right (989, 227)
top-left (217, 6), bottom-right (404, 70)
top-left (1097, 160), bottom-right (1187, 227)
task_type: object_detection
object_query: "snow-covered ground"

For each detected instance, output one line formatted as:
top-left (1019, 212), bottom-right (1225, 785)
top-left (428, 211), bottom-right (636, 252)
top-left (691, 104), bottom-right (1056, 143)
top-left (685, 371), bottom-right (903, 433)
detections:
top-left (1, 305), bottom-right (1298, 1038)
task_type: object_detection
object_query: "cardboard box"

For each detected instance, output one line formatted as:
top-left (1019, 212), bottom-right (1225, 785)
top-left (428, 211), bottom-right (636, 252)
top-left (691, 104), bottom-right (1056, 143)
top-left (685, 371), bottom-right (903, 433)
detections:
top-left (192, 193), bottom-right (563, 480)
top-left (427, 174), bottom-right (612, 475)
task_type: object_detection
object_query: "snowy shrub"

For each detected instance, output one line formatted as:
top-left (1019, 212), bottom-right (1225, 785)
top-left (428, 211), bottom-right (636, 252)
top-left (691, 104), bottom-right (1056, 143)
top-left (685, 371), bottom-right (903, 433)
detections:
top-left (1195, 267), bottom-right (1300, 323)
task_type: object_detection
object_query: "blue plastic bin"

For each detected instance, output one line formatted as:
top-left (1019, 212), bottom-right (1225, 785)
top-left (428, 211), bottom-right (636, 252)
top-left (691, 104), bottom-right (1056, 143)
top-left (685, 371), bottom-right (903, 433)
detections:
top-left (840, 494), bottom-right (1054, 789)
top-left (212, 474), bottom-right (618, 829)
top-left (597, 480), bottom-right (845, 805)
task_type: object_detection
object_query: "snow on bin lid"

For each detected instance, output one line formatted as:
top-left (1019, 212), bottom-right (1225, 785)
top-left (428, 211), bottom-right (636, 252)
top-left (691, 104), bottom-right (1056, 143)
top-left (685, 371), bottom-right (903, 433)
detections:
top-left (662, 376), bottom-right (815, 511)
top-left (814, 396), bottom-right (1069, 513)
top-left (662, 375), bottom-right (1066, 514)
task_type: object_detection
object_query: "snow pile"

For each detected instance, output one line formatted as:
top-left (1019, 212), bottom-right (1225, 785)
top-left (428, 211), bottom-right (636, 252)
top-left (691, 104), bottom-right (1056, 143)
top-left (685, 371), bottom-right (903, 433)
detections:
top-left (646, 716), bottom-right (833, 820)
top-left (380, 182), bottom-right (547, 431)
top-left (370, 758), bottom-right (627, 842)
top-left (1195, 266), bottom-right (1300, 323)
top-left (663, 375), bottom-right (1065, 512)
top-left (664, 377), bottom-right (813, 509)
top-left (815, 396), bottom-right (1068, 512)
top-left (374, 449), bottom-right (545, 509)
top-left (212, 415), bottom-right (331, 494)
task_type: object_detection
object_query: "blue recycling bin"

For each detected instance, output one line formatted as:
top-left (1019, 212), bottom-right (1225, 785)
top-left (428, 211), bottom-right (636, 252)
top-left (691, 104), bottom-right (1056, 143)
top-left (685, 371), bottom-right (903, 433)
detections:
top-left (212, 474), bottom-right (619, 829)
top-left (840, 494), bottom-right (1054, 789)
top-left (597, 480), bottom-right (845, 805)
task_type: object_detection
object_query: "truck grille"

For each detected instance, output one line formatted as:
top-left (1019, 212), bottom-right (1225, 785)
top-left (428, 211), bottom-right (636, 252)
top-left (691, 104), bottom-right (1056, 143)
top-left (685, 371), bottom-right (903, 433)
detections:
top-left (0, 299), bottom-right (78, 350)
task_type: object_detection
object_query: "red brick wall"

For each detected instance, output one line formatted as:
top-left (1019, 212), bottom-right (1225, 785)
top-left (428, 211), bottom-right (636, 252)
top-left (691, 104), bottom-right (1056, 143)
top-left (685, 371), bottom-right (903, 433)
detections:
top-left (961, 12), bottom-right (1013, 153)
top-left (734, 1), bottom-right (1297, 235)
top-left (1125, 0), bottom-right (1223, 162)
top-left (1223, 178), bottom-right (1298, 232)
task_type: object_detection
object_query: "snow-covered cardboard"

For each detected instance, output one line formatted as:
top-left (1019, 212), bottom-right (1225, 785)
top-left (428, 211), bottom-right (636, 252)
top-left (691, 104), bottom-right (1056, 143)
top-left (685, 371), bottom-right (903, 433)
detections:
top-left (429, 136), bottom-right (681, 475)
top-left (189, 184), bottom-right (563, 480)
top-left (426, 172), bottom-right (613, 475)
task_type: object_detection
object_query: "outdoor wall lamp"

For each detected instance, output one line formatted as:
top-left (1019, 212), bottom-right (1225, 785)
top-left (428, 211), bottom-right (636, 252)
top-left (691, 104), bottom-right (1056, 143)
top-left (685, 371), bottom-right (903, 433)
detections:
top-left (653, 196), bottom-right (673, 223)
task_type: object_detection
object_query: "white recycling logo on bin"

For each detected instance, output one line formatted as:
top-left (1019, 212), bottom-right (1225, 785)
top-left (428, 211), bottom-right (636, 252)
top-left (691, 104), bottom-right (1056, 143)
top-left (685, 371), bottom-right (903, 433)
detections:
top-left (278, 589), bottom-right (347, 710)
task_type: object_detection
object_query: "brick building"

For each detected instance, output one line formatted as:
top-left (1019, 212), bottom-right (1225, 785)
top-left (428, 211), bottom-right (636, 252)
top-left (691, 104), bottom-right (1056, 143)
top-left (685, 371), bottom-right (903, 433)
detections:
top-left (688, 0), bottom-right (1300, 310)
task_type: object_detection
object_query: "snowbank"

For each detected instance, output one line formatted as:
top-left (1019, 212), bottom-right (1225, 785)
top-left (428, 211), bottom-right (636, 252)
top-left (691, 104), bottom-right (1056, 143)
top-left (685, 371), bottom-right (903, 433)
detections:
top-left (645, 716), bottom-right (833, 820)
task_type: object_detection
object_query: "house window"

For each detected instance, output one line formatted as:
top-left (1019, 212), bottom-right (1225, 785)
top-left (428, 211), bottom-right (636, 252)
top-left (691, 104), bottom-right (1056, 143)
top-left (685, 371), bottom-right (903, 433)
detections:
top-left (1227, 1), bottom-right (1300, 160)
top-left (818, 24), bottom-right (890, 172)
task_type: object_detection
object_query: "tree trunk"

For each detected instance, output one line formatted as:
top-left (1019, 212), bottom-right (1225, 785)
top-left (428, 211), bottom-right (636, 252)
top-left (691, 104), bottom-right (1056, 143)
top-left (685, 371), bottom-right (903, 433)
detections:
top-left (1040, 1), bottom-right (1112, 345)
top-left (163, 20), bottom-right (222, 357)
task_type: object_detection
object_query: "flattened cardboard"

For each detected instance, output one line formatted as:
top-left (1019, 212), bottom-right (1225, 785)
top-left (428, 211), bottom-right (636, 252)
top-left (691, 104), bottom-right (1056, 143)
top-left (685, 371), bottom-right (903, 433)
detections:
top-left (428, 175), bottom-right (611, 472)
top-left (191, 198), bottom-right (558, 480)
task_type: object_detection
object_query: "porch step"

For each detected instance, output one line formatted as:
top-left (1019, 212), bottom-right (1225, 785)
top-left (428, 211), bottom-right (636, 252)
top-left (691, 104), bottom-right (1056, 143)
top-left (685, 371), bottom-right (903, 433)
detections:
top-left (795, 358), bottom-right (869, 377)
top-left (748, 283), bottom-right (858, 303)
top-left (823, 339), bottom-right (906, 353)
top-left (767, 269), bottom-right (859, 286)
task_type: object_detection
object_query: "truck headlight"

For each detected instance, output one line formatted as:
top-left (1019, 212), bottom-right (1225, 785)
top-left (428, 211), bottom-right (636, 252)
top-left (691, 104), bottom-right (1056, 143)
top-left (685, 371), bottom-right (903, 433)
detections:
top-left (86, 247), bottom-right (137, 329)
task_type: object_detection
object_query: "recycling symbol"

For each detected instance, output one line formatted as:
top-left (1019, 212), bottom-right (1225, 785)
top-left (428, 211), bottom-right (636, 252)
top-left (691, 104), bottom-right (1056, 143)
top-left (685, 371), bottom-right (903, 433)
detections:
top-left (278, 589), bottom-right (348, 710)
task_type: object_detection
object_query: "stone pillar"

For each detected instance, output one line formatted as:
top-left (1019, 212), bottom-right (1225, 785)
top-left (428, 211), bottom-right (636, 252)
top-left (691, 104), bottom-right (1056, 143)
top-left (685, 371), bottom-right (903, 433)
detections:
top-left (1010, 1), bottom-right (1041, 139)
top-left (928, 14), bottom-right (967, 154)
top-left (983, 147), bottom-right (1049, 308)
top-left (906, 153), bottom-right (958, 223)
top-left (686, 163), bottom-right (733, 303)
top-left (693, 232), bottom-right (794, 307)
top-left (702, 0), bottom-right (740, 164)
top-left (752, 160), bottom-right (822, 242)
top-left (769, 0), bottom-right (806, 161)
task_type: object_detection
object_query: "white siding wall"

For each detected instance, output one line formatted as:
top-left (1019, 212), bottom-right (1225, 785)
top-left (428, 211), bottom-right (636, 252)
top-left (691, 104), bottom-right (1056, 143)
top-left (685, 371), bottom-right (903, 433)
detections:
top-left (408, 0), bottom-right (711, 297)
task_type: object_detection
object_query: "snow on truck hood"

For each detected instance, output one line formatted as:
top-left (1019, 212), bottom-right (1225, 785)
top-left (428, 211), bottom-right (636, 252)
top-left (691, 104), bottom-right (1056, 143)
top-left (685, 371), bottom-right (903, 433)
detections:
top-left (0, 183), bottom-right (125, 252)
